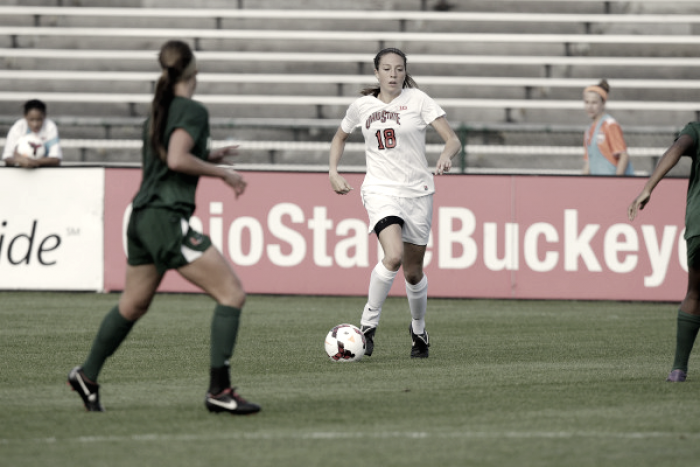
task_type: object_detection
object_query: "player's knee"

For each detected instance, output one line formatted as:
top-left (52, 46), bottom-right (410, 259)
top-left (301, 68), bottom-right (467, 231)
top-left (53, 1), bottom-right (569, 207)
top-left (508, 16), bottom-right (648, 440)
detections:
top-left (218, 288), bottom-right (246, 309)
top-left (118, 300), bottom-right (150, 321)
top-left (382, 253), bottom-right (403, 271)
top-left (404, 269), bottom-right (423, 285)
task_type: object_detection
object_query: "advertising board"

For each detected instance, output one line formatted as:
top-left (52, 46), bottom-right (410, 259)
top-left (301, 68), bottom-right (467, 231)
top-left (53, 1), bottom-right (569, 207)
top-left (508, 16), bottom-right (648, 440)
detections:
top-left (104, 169), bottom-right (688, 301)
top-left (0, 168), bottom-right (104, 291)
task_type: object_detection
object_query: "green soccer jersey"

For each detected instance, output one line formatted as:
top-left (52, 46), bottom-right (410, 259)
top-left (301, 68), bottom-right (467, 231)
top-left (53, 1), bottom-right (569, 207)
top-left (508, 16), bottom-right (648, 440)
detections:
top-left (679, 122), bottom-right (700, 239)
top-left (132, 96), bottom-right (210, 217)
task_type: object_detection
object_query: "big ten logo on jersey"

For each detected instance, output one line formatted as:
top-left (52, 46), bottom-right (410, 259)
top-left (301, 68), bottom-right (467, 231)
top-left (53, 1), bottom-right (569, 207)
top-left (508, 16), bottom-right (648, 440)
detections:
top-left (399, 106), bottom-right (407, 110)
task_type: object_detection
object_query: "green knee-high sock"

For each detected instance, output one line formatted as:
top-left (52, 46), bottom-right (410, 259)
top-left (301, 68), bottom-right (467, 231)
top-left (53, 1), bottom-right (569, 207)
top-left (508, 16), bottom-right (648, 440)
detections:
top-left (671, 310), bottom-right (700, 372)
top-left (209, 305), bottom-right (242, 394)
top-left (82, 306), bottom-right (136, 382)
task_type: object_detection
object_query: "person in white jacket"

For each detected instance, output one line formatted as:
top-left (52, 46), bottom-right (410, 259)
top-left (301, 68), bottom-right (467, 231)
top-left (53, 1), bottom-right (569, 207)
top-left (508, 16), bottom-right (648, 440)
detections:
top-left (3, 99), bottom-right (62, 168)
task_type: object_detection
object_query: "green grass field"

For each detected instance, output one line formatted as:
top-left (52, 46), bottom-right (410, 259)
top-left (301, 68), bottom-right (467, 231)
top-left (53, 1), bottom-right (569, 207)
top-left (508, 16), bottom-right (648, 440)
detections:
top-left (1, 291), bottom-right (699, 467)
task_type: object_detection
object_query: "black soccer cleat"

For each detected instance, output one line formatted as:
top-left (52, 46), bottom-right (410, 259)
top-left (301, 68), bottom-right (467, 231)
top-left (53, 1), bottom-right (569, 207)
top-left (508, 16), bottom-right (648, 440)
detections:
top-left (361, 325), bottom-right (377, 357)
top-left (409, 324), bottom-right (430, 358)
top-left (67, 366), bottom-right (105, 412)
top-left (205, 388), bottom-right (261, 415)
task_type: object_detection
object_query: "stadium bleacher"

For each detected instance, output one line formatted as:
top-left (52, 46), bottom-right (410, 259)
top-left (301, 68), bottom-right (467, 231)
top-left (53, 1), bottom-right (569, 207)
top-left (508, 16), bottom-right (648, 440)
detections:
top-left (0, 1), bottom-right (698, 174)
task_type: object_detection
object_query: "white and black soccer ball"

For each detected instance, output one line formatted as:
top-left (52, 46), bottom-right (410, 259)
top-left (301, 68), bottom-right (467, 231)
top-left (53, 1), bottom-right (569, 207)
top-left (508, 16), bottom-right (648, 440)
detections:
top-left (324, 324), bottom-right (366, 362)
top-left (15, 133), bottom-right (46, 159)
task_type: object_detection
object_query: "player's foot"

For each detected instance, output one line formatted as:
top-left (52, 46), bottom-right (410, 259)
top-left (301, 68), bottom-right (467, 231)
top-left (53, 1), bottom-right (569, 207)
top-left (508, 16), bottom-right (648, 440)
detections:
top-left (666, 369), bottom-right (687, 382)
top-left (205, 388), bottom-right (261, 415)
top-left (361, 325), bottom-right (376, 356)
top-left (67, 366), bottom-right (105, 412)
top-left (409, 324), bottom-right (430, 358)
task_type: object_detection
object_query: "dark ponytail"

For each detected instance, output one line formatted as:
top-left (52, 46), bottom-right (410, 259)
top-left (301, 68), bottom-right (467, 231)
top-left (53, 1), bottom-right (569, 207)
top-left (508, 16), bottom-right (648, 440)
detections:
top-left (149, 40), bottom-right (196, 162)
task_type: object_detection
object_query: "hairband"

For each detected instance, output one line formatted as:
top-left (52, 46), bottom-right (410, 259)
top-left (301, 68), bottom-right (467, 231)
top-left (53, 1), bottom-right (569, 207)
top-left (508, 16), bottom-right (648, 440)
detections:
top-left (161, 57), bottom-right (197, 81)
top-left (583, 85), bottom-right (608, 101)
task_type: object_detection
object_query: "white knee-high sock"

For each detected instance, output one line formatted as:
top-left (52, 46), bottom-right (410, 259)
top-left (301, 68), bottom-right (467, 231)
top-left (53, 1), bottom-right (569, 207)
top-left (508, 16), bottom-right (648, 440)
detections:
top-left (406, 274), bottom-right (428, 334)
top-left (360, 262), bottom-right (398, 328)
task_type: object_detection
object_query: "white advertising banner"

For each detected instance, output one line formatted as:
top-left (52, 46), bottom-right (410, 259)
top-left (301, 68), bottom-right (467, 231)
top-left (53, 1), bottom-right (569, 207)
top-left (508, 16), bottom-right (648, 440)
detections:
top-left (0, 168), bottom-right (104, 291)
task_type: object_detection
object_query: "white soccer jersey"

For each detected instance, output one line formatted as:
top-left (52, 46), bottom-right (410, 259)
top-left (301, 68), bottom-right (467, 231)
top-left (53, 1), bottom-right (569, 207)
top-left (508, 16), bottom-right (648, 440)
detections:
top-left (341, 88), bottom-right (445, 198)
top-left (2, 117), bottom-right (63, 160)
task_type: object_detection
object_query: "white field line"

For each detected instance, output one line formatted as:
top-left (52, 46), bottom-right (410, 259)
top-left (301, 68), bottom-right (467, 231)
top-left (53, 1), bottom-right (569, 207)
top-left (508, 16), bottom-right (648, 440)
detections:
top-left (1, 430), bottom-right (698, 445)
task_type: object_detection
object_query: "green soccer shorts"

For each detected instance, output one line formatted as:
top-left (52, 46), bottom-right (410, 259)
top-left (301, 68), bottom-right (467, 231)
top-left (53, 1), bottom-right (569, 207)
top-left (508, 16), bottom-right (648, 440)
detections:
top-left (127, 207), bottom-right (212, 274)
top-left (687, 235), bottom-right (700, 270)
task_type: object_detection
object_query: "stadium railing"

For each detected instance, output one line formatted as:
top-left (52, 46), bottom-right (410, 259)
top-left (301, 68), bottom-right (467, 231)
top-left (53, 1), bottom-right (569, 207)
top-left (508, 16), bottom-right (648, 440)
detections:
top-left (0, 91), bottom-right (697, 123)
top-left (3, 6), bottom-right (700, 31)
top-left (3, 70), bottom-right (700, 97)
top-left (0, 5), bottom-right (694, 172)
top-left (2, 49), bottom-right (698, 79)
top-left (4, 27), bottom-right (700, 55)
top-left (0, 136), bottom-right (667, 175)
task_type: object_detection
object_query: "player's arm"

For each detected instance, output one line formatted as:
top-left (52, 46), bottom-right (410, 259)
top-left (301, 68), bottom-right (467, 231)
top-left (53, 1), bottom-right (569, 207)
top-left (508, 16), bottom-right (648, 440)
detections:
top-left (168, 128), bottom-right (247, 198)
top-left (431, 116), bottom-right (461, 175)
top-left (329, 126), bottom-right (353, 194)
top-left (628, 134), bottom-right (693, 221)
top-left (207, 145), bottom-right (239, 164)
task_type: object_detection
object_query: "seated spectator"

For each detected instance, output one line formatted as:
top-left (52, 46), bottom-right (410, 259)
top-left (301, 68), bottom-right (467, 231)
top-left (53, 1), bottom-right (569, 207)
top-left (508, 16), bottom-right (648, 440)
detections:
top-left (3, 99), bottom-right (62, 168)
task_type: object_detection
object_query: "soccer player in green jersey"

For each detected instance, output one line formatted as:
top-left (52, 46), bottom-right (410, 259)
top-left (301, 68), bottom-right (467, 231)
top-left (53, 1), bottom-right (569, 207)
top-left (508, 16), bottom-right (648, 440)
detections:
top-left (68, 40), bottom-right (260, 414)
top-left (629, 123), bottom-right (700, 383)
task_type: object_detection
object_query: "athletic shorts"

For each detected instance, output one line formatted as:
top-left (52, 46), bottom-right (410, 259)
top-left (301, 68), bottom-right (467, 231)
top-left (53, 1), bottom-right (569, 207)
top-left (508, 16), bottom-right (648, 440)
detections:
top-left (361, 192), bottom-right (433, 245)
top-left (127, 207), bottom-right (212, 275)
top-left (687, 235), bottom-right (700, 269)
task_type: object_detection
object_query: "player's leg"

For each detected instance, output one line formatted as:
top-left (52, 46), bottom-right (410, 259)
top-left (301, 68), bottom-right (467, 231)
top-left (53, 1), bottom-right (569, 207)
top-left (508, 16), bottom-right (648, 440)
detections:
top-left (178, 246), bottom-right (260, 414)
top-left (668, 236), bottom-right (700, 382)
top-left (669, 278), bottom-right (700, 381)
top-left (361, 222), bottom-right (403, 355)
top-left (363, 222), bottom-right (403, 326)
top-left (404, 242), bottom-right (428, 330)
top-left (400, 195), bottom-right (432, 358)
top-left (89, 263), bottom-right (162, 375)
top-left (68, 263), bottom-right (162, 411)
top-left (403, 243), bottom-right (430, 358)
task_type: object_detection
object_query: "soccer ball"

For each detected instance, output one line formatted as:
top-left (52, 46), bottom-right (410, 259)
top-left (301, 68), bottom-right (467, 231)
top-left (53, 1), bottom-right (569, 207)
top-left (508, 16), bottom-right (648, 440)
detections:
top-left (15, 133), bottom-right (46, 159)
top-left (324, 324), bottom-right (366, 362)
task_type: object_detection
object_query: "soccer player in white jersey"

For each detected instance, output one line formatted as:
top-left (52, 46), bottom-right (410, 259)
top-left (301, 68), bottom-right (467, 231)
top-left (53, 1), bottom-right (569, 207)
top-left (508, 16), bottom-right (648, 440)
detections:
top-left (329, 48), bottom-right (461, 358)
top-left (3, 99), bottom-right (62, 168)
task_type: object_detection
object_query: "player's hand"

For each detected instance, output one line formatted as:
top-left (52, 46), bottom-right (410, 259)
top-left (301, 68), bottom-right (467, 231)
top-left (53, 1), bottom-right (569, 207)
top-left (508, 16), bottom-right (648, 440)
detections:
top-left (628, 190), bottom-right (651, 221)
top-left (209, 145), bottom-right (240, 164)
top-left (222, 168), bottom-right (247, 199)
top-left (435, 155), bottom-right (452, 175)
top-left (329, 173), bottom-right (353, 194)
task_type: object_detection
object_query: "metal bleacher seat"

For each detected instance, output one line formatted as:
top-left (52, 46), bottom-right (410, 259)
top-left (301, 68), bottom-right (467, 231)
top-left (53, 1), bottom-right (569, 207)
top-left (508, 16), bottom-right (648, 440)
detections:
top-left (0, 4), bottom-right (698, 173)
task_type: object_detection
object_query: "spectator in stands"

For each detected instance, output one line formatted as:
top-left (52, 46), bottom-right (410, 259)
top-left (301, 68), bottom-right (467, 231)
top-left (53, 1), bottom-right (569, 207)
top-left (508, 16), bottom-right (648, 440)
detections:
top-left (582, 79), bottom-right (633, 176)
top-left (2, 99), bottom-right (61, 168)
top-left (67, 40), bottom-right (260, 415)
top-left (628, 123), bottom-right (700, 383)
top-left (328, 47), bottom-right (461, 359)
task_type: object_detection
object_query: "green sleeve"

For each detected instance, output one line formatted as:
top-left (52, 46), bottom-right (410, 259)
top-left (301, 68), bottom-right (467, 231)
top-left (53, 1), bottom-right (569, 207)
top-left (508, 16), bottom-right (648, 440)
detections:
top-left (678, 122), bottom-right (700, 158)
